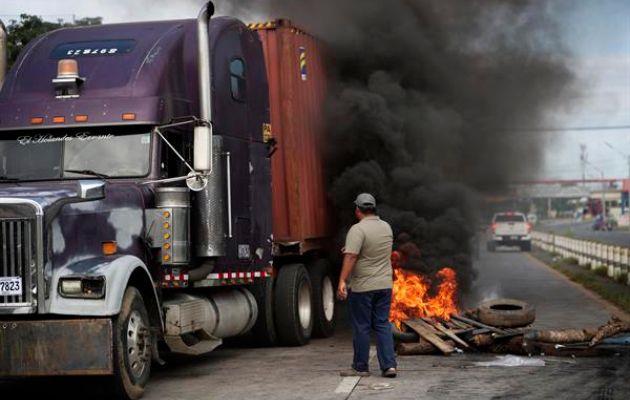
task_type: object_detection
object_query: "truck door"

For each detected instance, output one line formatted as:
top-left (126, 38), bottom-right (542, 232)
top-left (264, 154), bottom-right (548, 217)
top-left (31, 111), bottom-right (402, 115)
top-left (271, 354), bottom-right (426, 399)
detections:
top-left (212, 27), bottom-right (253, 270)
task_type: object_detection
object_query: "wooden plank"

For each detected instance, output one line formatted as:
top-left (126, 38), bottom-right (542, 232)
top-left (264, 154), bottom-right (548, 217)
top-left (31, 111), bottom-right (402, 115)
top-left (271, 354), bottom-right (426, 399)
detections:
top-left (447, 318), bottom-right (472, 330)
top-left (452, 315), bottom-right (506, 334)
top-left (403, 319), bottom-right (455, 355)
top-left (423, 318), bottom-right (470, 349)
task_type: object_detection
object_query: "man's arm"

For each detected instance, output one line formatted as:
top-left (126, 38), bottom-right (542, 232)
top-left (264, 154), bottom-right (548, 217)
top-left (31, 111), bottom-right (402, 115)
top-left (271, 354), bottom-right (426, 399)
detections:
top-left (337, 253), bottom-right (358, 300)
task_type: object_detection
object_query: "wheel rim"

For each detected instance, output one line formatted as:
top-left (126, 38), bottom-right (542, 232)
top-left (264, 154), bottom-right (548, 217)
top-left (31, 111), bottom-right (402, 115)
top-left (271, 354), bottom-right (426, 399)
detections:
top-left (322, 276), bottom-right (335, 322)
top-left (298, 278), bottom-right (312, 330)
top-left (126, 310), bottom-right (149, 380)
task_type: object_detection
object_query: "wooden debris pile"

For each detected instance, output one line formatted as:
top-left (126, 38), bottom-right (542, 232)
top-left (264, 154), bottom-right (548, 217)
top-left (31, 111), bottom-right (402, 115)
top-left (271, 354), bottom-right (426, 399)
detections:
top-left (396, 314), bottom-right (630, 358)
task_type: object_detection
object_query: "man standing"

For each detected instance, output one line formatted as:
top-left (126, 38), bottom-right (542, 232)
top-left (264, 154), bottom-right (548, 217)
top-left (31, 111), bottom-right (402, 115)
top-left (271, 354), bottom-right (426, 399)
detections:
top-left (337, 193), bottom-right (397, 378)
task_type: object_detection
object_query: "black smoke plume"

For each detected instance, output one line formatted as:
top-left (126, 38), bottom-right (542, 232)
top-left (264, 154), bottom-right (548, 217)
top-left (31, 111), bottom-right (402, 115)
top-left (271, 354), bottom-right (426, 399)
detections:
top-left (222, 0), bottom-right (574, 289)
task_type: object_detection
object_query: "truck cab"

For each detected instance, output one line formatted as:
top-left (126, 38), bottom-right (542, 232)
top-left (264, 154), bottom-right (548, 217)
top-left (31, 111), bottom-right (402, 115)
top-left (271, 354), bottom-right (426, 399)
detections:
top-left (0, 3), bottom-right (336, 398)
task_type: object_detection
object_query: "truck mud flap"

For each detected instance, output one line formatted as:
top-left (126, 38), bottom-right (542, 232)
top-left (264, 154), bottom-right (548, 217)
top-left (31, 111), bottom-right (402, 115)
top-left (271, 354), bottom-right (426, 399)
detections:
top-left (0, 319), bottom-right (113, 376)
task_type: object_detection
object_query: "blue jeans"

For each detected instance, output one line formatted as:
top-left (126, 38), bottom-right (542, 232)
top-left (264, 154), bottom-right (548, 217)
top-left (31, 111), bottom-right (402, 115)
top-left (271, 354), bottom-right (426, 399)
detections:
top-left (348, 289), bottom-right (397, 372)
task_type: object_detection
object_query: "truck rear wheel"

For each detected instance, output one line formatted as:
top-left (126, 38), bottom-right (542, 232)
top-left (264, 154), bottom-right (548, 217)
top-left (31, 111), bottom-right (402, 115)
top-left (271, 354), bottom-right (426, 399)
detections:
top-left (250, 276), bottom-right (278, 346)
top-left (274, 264), bottom-right (313, 346)
top-left (111, 287), bottom-right (152, 400)
top-left (309, 259), bottom-right (336, 338)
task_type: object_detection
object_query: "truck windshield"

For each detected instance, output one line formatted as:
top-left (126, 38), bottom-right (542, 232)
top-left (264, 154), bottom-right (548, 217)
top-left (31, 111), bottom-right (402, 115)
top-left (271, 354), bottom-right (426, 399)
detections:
top-left (0, 127), bottom-right (151, 181)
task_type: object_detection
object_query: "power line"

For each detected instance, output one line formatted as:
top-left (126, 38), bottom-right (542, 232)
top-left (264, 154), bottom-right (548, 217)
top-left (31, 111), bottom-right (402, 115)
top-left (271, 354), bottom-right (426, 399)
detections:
top-left (515, 125), bottom-right (630, 133)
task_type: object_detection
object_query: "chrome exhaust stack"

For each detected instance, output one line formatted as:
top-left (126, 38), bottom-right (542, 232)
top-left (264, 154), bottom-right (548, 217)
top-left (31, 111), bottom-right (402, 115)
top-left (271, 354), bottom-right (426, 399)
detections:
top-left (194, 2), bottom-right (215, 173)
top-left (0, 20), bottom-right (7, 90)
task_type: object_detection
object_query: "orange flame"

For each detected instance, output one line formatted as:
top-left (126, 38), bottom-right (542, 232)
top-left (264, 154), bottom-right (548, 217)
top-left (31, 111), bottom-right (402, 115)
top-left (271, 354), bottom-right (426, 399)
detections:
top-left (389, 254), bottom-right (458, 328)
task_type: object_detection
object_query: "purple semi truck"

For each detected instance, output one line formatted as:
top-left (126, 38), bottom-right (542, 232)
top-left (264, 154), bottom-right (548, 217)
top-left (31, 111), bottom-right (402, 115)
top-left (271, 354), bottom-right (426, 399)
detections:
top-left (0, 3), bottom-right (336, 398)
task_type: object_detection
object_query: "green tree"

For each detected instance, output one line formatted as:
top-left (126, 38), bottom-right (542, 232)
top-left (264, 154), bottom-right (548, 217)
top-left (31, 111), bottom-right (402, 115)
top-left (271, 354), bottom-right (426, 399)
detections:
top-left (5, 14), bottom-right (102, 68)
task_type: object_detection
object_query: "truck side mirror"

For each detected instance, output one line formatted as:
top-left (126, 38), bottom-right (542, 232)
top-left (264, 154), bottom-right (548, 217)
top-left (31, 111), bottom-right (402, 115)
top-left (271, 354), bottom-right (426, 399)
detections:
top-left (77, 180), bottom-right (106, 200)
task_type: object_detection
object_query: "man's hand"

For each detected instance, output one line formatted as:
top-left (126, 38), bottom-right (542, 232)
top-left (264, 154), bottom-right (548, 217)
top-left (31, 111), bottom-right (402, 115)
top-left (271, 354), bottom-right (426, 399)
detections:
top-left (337, 280), bottom-right (348, 300)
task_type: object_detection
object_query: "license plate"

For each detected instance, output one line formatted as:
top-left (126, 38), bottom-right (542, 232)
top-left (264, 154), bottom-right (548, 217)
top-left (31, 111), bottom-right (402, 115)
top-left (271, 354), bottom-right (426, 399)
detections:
top-left (509, 236), bottom-right (519, 240)
top-left (0, 277), bottom-right (22, 296)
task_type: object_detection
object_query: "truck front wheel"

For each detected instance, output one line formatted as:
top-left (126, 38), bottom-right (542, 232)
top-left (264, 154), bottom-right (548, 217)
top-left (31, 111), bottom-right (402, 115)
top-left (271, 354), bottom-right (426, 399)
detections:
top-left (274, 264), bottom-right (313, 346)
top-left (111, 287), bottom-right (152, 400)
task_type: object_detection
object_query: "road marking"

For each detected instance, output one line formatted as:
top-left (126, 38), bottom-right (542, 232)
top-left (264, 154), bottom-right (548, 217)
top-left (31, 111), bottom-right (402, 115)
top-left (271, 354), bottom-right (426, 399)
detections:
top-left (335, 377), bottom-right (360, 394)
top-left (334, 346), bottom-right (377, 394)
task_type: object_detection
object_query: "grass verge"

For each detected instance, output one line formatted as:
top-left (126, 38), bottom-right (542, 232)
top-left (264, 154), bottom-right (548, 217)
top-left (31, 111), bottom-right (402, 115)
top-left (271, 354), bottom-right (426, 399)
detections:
top-left (532, 251), bottom-right (630, 315)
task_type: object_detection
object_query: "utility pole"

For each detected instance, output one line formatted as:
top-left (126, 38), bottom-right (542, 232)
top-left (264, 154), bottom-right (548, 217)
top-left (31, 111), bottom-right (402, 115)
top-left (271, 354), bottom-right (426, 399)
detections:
top-left (586, 160), bottom-right (606, 218)
top-left (580, 144), bottom-right (587, 186)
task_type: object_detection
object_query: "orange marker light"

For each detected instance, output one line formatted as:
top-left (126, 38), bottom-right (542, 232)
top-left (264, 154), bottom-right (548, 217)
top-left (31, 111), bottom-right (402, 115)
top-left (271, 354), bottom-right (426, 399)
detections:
top-left (102, 241), bottom-right (118, 256)
top-left (163, 211), bottom-right (171, 218)
top-left (57, 59), bottom-right (79, 78)
top-left (52, 116), bottom-right (65, 124)
top-left (163, 243), bottom-right (171, 250)
top-left (163, 233), bottom-right (171, 240)
top-left (163, 222), bottom-right (170, 229)
top-left (74, 115), bottom-right (88, 122)
top-left (31, 117), bottom-right (44, 125)
top-left (122, 113), bottom-right (136, 121)
top-left (163, 254), bottom-right (171, 262)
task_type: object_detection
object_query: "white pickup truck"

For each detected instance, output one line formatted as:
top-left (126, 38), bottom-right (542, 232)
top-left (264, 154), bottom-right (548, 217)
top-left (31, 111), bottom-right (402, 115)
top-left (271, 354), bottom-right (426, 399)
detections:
top-left (487, 212), bottom-right (532, 252)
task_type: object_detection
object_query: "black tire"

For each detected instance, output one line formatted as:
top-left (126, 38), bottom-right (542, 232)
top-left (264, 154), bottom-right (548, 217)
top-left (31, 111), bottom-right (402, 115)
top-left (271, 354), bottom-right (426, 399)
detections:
top-left (521, 242), bottom-right (532, 252)
top-left (476, 298), bottom-right (535, 328)
top-left (111, 287), bottom-right (152, 400)
top-left (309, 259), bottom-right (336, 338)
top-left (487, 241), bottom-right (496, 252)
top-left (391, 322), bottom-right (419, 343)
top-left (274, 264), bottom-right (313, 346)
top-left (249, 276), bottom-right (278, 346)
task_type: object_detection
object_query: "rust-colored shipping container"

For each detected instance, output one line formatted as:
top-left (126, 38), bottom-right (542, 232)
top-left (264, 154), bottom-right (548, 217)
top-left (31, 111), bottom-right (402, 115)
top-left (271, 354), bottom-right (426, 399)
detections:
top-left (250, 20), bottom-right (333, 253)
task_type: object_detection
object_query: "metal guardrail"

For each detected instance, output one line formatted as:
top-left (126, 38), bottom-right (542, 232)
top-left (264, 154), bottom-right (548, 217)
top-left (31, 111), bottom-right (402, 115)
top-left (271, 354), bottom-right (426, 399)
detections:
top-left (531, 231), bottom-right (630, 286)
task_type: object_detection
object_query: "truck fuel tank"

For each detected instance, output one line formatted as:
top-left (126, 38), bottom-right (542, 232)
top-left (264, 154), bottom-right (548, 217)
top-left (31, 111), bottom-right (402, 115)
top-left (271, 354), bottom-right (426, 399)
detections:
top-left (162, 288), bottom-right (258, 355)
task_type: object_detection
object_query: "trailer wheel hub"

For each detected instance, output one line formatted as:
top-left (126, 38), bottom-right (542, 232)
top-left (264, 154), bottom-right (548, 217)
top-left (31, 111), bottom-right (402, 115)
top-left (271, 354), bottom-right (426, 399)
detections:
top-left (322, 276), bottom-right (334, 321)
top-left (298, 279), bottom-right (312, 330)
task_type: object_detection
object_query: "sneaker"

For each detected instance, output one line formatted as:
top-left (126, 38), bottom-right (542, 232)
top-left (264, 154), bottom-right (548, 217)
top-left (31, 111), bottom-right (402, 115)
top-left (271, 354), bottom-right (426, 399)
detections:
top-left (382, 367), bottom-right (397, 378)
top-left (340, 368), bottom-right (370, 377)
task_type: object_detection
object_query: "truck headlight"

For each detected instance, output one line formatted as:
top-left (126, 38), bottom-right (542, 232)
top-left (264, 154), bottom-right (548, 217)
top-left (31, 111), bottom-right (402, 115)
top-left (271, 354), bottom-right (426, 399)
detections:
top-left (59, 276), bottom-right (106, 299)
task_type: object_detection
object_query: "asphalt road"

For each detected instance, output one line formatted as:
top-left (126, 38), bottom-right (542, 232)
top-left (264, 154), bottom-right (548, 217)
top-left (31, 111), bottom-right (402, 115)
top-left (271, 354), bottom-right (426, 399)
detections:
top-left (538, 219), bottom-right (630, 247)
top-left (2, 245), bottom-right (629, 399)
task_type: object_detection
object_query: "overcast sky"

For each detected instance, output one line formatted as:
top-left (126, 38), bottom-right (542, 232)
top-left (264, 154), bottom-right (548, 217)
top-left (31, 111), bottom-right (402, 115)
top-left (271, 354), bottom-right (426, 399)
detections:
top-left (1, 0), bottom-right (629, 181)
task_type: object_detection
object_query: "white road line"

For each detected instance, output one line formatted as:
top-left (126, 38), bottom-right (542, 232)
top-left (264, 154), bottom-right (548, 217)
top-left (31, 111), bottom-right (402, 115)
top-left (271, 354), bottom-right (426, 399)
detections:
top-left (335, 377), bottom-right (360, 394)
top-left (334, 346), bottom-right (377, 394)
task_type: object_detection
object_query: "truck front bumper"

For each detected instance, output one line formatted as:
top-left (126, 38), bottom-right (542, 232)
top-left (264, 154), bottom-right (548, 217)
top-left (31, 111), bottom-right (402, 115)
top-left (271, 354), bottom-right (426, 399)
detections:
top-left (0, 318), bottom-right (113, 376)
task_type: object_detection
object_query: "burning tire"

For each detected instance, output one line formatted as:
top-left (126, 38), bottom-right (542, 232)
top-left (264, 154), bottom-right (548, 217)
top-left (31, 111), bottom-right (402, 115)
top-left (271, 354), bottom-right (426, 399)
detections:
top-left (274, 264), bottom-right (313, 346)
top-left (111, 287), bottom-right (152, 400)
top-left (250, 276), bottom-right (278, 346)
top-left (476, 298), bottom-right (535, 328)
top-left (391, 322), bottom-right (419, 343)
top-left (309, 259), bottom-right (336, 338)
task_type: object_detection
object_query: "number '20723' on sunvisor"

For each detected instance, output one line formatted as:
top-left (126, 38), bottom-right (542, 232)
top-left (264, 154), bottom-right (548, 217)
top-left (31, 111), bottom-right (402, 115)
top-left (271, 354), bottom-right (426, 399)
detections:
top-left (50, 39), bottom-right (136, 59)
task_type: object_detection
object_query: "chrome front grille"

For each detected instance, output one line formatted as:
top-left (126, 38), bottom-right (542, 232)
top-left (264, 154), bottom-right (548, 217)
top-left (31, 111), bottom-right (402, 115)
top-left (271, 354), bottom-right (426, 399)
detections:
top-left (0, 199), bottom-right (42, 313)
top-left (0, 218), bottom-right (34, 305)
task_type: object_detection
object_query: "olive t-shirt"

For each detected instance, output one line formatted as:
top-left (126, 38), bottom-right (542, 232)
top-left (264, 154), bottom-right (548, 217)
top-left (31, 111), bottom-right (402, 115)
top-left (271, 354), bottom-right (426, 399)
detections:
top-left (344, 216), bottom-right (393, 292)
